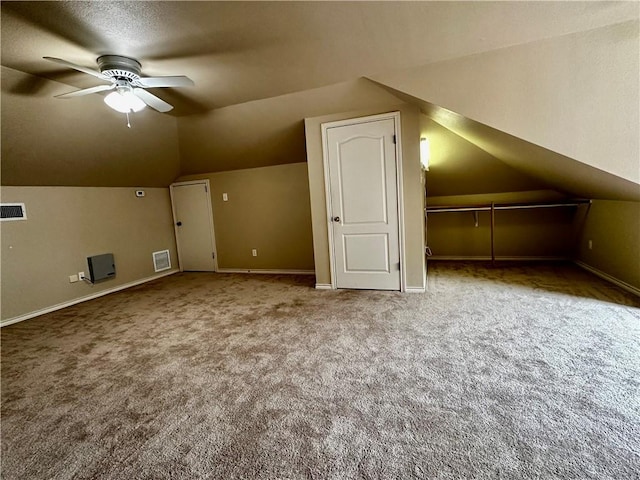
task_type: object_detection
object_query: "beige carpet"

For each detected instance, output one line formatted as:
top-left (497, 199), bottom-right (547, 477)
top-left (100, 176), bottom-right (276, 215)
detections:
top-left (1, 262), bottom-right (639, 479)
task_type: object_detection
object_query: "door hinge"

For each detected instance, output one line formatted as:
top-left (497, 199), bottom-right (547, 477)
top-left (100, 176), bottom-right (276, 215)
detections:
top-left (392, 134), bottom-right (396, 144)
top-left (205, 185), bottom-right (208, 193)
top-left (212, 252), bottom-right (215, 259)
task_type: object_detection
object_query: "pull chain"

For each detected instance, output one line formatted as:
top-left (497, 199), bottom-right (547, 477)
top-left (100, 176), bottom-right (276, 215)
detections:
top-left (126, 111), bottom-right (131, 128)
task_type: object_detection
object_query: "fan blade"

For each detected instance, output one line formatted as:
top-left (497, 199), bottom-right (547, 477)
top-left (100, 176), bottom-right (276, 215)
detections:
top-left (133, 88), bottom-right (173, 112)
top-left (55, 84), bottom-right (115, 99)
top-left (137, 76), bottom-right (194, 88)
top-left (43, 57), bottom-right (109, 81)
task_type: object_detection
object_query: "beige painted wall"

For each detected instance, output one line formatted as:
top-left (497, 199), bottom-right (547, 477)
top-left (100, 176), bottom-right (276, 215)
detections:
top-left (176, 78), bottom-right (404, 174)
top-left (426, 192), bottom-right (578, 260)
top-left (1, 186), bottom-right (178, 322)
top-left (177, 163), bottom-right (314, 271)
top-left (304, 104), bottom-right (425, 290)
top-left (427, 209), bottom-right (576, 260)
top-left (1, 66), bottom-right (181, 187)
top-left (373, 20), bottom-right (640, 185)
top-left (575, 200), bottom-right (640, 290)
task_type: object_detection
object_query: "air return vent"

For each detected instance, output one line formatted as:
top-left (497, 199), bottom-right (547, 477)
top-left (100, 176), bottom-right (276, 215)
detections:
top-left (153, 250), bottom-right (171, 272)
top-left (1, 203), bottom-right (27, 221)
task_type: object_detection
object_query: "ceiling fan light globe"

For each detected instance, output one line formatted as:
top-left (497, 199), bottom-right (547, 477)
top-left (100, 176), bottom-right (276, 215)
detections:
top-left (104, 91), bottom-right (146, 113)
top-left (104, 92), bottom-right (129, 113)
top-left (126, 91), bottom-right (147, 112)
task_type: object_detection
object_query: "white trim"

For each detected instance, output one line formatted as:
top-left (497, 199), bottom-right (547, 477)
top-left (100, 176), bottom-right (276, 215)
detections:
top-left (315, 283), bottom-right (333, 290)
top-left (574, 261), bottom-right (640, 297)
top-left (405, 286), bottom-right (426, 293)
top-left (394, 113), bottom-right (407, 292)
top-left (320, 111), bottom-right (404, 291)
top-left (427, 256), bottom-right (569, 261)
top-left (0, 202), bottom-right (27, 221)
top-left (217, 268), bottom-right (315, 275)
top-left (318, 111), bottom-right (402, 129)
top-left (428, 255), bottom-right (492, 261)
top-left (321, 124), bottom-right (337, 288)
top-left (170, 180), bottom-right (218, 272)
top-left (1, 269), bottom-right (179, 327)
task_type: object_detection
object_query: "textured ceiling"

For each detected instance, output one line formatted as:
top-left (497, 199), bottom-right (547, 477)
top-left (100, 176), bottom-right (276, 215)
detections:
top-left (2, 1), bottom-right (637, 116)
top-left (2, 1), bottom-right (637, 194)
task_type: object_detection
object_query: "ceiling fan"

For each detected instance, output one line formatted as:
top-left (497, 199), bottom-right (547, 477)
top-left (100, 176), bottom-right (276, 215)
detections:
top-left (44, 55), bottom-right (194, 125)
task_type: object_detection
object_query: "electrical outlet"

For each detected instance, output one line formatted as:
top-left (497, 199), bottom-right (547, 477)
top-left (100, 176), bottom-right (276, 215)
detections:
top-left (588, 240), bottom-right (593, 250)
top-left (223, 193), bottom-right (228, 201)
top-left (69, 274), bottom-right (79, 283)
top-left (78, 271), bottom-right (85, 280)
top-left (252, 249), bottom-right (257, 257)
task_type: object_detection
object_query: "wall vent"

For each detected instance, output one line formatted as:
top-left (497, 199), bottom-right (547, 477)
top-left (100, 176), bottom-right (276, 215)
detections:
top-left (1, 203), bottom-right (27, 221)
top-left (153, 250), bottom-right (171, 272)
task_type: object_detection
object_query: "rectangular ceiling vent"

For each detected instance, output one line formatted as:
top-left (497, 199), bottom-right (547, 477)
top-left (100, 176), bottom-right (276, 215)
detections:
top-left (153, 250), bottom-right (171, 272)
top-left (1, 203), bottom-right (27, 221)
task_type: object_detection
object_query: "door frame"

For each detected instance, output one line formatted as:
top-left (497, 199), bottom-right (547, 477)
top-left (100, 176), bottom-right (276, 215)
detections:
top-left (320, 111), bottom-right (406, 291)
top-left (169, 179), bottom-right (219, 272)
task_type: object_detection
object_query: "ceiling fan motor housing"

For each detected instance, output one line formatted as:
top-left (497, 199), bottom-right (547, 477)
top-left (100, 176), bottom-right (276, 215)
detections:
top-left (97, 55), bottom-right (142, 82)
top-left (43, 54), bottom-right (189, 113)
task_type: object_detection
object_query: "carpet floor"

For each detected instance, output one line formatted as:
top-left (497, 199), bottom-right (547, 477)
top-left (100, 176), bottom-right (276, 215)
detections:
top-left (1, 261), bottom-right (639, 479)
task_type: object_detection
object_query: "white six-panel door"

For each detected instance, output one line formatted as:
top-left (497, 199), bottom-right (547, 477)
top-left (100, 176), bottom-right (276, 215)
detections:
top-left (325, 117), bottom-right (401, 290)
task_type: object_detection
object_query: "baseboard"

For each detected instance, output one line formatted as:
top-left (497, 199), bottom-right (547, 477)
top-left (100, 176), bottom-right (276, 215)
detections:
top-left (428, 255), bottom-right (493, 261)
top-left (217, 268), bottom-right (315, 275)
top-left (1, 269), bottom-right (180, 327)
top-left (314, 283), bottom-right (425, 292)
top-left (428, 256), bottom-right (569, 261)
top-left (574, 261), bottom-right (640, 297)
top-left (405, 286), bottom-right (426, 293)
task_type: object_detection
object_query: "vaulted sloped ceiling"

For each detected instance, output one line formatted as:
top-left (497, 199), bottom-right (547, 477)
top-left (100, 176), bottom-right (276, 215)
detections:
top-left (422, 102), bottom-right (640, 201)
top-left (369, 19), bottom-right (640, 201)
top-left (1, 1), bottom-right (638, 193)
top-left (176, 78), bottom-right (404, 175)
top-left (382, 86), bottom-right (640, 201)
top-left (420, 117), bottom-right (555, 199)
top-left (3, 1), bottom-right (635, 114)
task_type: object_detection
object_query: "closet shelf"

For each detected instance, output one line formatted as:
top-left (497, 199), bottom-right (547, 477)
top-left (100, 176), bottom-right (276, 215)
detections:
top-left (424, 199), bottom-right (592, 265)
top-left (425, 199), bottom-right (591, 213)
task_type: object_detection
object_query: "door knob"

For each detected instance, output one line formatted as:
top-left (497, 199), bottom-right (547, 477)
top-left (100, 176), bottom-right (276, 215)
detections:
top-left (176, 221), bottom-right (182, 226)
top-left (333, 216), bottom-right (340, 222)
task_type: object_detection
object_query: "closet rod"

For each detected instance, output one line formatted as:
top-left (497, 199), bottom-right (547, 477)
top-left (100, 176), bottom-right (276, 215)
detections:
top-left (425, 199), bottom-right (591, 266)
top-left (425, 199), bottom-right (590, 213)
top-left (427, 206), bottom-right (491, 213)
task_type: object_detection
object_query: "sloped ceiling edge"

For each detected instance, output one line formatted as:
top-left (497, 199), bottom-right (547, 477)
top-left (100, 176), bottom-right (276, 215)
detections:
top-left (369, 80), bottom-right (640, 202)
